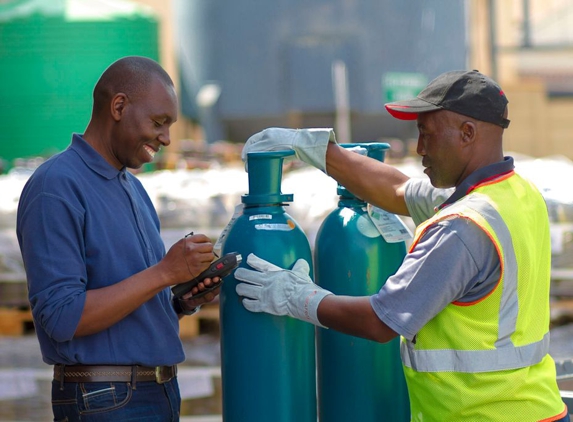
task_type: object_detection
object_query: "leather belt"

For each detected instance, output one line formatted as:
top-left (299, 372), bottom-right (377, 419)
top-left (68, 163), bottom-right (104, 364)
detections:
top-left (53, 364), bottom-right (177, 385)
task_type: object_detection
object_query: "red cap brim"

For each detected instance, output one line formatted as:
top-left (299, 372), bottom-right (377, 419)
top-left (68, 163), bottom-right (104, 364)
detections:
top-left (384, 105), bottom-right (419, 121)
top-left (385, 97), bottom-right (442, 121)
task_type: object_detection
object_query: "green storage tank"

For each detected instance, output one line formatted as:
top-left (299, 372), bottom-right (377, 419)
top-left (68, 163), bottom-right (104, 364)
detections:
top-left (0, 0), bottom-right (159, 167)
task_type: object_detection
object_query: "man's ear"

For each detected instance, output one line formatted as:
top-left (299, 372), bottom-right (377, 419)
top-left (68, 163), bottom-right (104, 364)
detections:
top-left (110, 93), bottom-right (128, 122)
top-left (461, 121), bottom-right (476, 146)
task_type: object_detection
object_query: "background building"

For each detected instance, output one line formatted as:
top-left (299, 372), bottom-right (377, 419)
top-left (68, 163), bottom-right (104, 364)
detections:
top-left (3, 0), bottom-right (573, 164)
top-left (470, 0), bottom-right (573, 157)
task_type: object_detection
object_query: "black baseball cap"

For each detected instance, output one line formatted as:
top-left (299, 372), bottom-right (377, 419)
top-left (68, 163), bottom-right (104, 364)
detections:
top-left (385, 70), bottom-right (510, 128)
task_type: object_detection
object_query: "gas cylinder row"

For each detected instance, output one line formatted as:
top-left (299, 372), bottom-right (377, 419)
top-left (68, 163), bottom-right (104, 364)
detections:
top-left (219, 145), bottom-right (410, 421)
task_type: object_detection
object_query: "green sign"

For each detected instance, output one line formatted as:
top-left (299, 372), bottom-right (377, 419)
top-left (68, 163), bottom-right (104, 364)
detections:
top-left (382, 72), bottom-right (428, 103)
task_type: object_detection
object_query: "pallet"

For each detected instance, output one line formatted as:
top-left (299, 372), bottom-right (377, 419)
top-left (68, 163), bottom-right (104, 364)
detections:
top-left (179, 303), bottom-right (220, 338)
top-left (0, 279), bottom-right (29, 308)
top-left (0, 307), bottom-right (34, 336)
top-left (0, 302), bottom-right (220, 338)
top-left (551, 299), bottom-right (573, 327)
top-left (0, 299), bottom-right (567, 337)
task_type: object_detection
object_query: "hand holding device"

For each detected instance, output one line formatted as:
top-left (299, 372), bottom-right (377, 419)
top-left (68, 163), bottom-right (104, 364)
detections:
top-left (172, 252), bottom-right (242, 300)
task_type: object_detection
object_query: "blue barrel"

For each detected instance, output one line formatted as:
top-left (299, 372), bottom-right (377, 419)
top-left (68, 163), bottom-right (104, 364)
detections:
top-left (220, 151), bottom-right (317, 422)
top-left (315, 143), bottom-right (410, 421)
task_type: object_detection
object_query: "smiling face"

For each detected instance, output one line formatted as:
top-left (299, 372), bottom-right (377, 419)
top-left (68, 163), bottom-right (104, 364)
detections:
top-left (107, 77), bottom-right (178, 170)
top-left (416, 110), bottom-right (472, 188)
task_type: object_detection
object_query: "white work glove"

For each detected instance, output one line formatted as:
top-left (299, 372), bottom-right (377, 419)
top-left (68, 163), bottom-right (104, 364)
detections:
top-left (347, 145), bottom-right (367, 156)
top-left (234, 253), bottom-right (333, 328)
top-left (241, 128), bottom-right (337, 172)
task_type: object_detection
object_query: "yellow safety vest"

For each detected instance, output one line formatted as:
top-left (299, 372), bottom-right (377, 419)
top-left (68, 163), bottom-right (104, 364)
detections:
top-left (402, 171), bottom-right (566, 421)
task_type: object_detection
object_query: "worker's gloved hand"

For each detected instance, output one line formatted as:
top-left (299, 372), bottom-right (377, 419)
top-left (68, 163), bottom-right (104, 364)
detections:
top-left (241, 128), bottom-right (337, 173)
top-left (234, 253), bottom-right (333, 327)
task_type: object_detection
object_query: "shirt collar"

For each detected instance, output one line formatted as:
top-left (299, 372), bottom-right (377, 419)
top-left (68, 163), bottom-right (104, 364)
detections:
top-left (437, 156), bottom-right (515, 210)
top-left (70, 133), bottom-right (126, 180)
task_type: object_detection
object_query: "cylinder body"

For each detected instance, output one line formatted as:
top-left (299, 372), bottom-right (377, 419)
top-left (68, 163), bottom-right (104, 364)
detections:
top-left (315, 144), bottom-right (410, 421)
top-left (220, 151), bottom-right (317, 422)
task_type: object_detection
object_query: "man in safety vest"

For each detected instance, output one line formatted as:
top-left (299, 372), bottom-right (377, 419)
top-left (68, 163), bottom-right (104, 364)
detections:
top-left (234, 70), bottom-right (569, 421)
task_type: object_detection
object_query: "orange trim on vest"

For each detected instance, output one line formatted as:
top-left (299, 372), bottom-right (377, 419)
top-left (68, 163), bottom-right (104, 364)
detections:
top-left (452, 216), bottom-right (504, 306)
top-left (451, 171), bottom-right (514, 306)
top-left (471, 170), bottom-right (515, 192)
top-left (538, 405), bottom-right (568, 421)
top-left (409, 212), bottom-right (504, 307)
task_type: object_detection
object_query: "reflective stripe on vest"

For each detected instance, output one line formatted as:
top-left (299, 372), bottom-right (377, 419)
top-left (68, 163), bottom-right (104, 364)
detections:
top-left (401, 192), bottom-right (549, 373)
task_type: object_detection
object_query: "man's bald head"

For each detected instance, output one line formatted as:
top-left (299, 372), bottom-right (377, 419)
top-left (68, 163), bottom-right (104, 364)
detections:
top-left (92, 56), bottom-right (174, 114)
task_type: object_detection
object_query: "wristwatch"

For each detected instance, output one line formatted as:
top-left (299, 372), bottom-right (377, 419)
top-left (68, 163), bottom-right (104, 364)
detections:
top-left (172, 298), bottom-right (201, 316)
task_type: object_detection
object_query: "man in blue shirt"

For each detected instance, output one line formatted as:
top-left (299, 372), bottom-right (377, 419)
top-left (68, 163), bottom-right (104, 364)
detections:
top-left (17, 56), bottom-right (220, 421)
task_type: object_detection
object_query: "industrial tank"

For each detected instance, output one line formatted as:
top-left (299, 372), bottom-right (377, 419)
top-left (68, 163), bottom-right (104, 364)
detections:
top-left (0, 0), bottom-right (159, 164)
top-left (174, 0), bottom-right (467, 143)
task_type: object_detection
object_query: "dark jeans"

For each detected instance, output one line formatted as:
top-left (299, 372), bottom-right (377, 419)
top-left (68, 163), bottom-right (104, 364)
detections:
top-left (558, 413), bottom-right (571, 422)
top-left (51, 378), bottom-right (181, 422)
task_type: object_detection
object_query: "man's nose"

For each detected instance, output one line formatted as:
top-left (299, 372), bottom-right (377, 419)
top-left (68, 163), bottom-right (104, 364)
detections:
top-left (416, 136), bottom-right (425, 156)
top-left (159, 128), bottom-right (171, 146)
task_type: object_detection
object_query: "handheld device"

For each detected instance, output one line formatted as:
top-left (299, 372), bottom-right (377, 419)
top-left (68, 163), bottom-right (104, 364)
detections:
top-left (172, 252), bottom-right (242, 299)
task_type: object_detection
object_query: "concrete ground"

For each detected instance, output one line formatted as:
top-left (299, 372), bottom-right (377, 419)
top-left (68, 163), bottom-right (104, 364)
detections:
top-left (0, 334), bottom-right (222, 422)
top-left (2, 324), bottom-right (573, 421)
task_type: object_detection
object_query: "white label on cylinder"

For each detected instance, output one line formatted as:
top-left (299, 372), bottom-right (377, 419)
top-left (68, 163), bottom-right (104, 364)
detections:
top-left (254, 223), bottom-right (294, 231)
top-left (356, 214), bottom-right (381, 238)
top-left (249, 214), bottom-right (272, 220)
top-left (367, 204), bottom-right (413, 243)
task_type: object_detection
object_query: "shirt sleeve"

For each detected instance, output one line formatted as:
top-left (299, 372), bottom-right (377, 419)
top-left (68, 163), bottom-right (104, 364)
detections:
top-left (370, 217), bottom-right (500, 340)
top-left (404, 178), bottom-right (454, 226)
top-left (18, 192), bottom-right (87, 342)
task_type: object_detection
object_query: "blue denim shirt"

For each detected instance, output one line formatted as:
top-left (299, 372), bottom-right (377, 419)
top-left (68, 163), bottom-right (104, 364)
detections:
top-left (16, 134), bottom-right (184, 366)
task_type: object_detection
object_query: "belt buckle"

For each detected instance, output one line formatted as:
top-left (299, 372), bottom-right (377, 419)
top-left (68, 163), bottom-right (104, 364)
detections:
top-left (155, 366), bottom-right (173, 384)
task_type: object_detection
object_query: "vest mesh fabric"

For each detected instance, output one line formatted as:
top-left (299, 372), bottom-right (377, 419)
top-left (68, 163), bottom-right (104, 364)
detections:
top-left (402, 172), bottom-right (565, 421)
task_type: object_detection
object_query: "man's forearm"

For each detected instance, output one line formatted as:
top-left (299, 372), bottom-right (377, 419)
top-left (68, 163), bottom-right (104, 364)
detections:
top-left (317, 295), bottom-right (398, 343)
top-left (74, 265), bottom-right (168, 337)
top-left (325, 144), bottom-right (411, 216)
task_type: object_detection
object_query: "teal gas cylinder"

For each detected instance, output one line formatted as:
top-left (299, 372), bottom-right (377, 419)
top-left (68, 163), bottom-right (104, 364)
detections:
top-left (315, 143), bottom-right (410, 421)
top-left (220, 151), bottom-right (316, 422)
